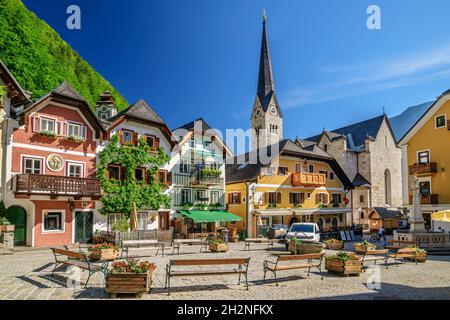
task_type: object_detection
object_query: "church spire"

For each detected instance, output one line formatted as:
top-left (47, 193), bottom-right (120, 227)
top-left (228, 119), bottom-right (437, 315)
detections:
top-left (256, 11), bottom-right (281, 116)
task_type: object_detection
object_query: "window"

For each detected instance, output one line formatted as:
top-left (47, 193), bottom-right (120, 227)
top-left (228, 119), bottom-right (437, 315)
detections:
top-left (267, 192), bottom-right (281, 205)
top-left (329, 172), bottom-right (335, 180)
top-left (196, 190), bottom-right (208, 202)
top-left (43, 212), bottom-right (63, 232)
top-left (40, 117), bottom-right (56, 133)
top-left (289, 192), bottom-right (305, 204)
top-left (67, 163), bottom-right (83, 177)
top-left (122, 130), bottom-right (133, 144)
top-left (181, 189), bottom-right (191, 204)
top-left (179, 159), bottom-right (190, 173)
top-left (146, 135), bottom-right (155, 148)
top-left (418, 151), bottom-right (430, 164)
top-left (24, 157), bottom-right (42, 174)
top-left (108, 165), bottom-right (121, 180)
top-left (158, 170), bottom-right (171, 186)
top-left (360, 212), bottom-right (365, 219)
top-left (324, 144), bottom-right (328, 152)
top-left (229, 192), bottom-right (241, 205)
top-left (436, 115), bottom-right (446, 128)
top-left (278, 166), bottom-right (288, 175)
top-left (419, 181), bottom-right (431, 195)
top-left (332, 194), bottom-right (342, 205)
top-left (308, 165), bottom-right (314, 173)
top-left (108, 213), bottom-right (124, 231)
top-left (189, 137), bottom-right (195, 148)
top-left (307, 193), bottom-right (311, 199)
top-left (295, 163), bottom-right (302, 173)
top-left (135, 168), bottom-right (145, 181)
top-left (317, 193), bottom-right (328, 204)
top-left (319, 170), bottom-right (328, 178)
top-left (210, 191), bottom-right (220, 205)
top-left (137, 212), bottom-right (148, 231)
top-left (360, 195), bottom-right (364, 203)
top-left (67, 122), bottom-right (81, 137)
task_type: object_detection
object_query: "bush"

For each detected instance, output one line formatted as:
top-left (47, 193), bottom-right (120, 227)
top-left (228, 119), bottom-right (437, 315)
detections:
top-left (112, 218), bottom-right (129, 232)
top-left (0, 217), bottom-right (11, 226)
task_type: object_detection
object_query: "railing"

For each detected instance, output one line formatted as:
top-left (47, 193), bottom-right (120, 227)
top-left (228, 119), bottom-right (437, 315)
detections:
top-left (173, 172), bottom-right (224, 187)
top-left (291, 172), bottom-right (326, 187)
top-left (409, 162), bottom-right (437, 175)
top-left (13, 174), bottom-right (101, 197)
top-left (409, 194), bottom-right (439, 205)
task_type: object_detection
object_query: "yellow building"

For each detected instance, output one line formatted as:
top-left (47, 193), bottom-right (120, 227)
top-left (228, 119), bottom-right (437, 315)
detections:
top-left (226, 140), bottom-right (353, 237)
top-left (399, 89), bottom-right (450, 228)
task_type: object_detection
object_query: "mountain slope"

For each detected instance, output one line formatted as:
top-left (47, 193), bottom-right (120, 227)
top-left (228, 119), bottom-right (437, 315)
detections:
top-left (390, 101), bottom-right (434, 142)
top-left (0, 0), bottom-right (128, 109)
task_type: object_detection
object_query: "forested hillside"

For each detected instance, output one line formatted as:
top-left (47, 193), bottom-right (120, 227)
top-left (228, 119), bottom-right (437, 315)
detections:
top-left (0, 0), bottom-right (128, 109)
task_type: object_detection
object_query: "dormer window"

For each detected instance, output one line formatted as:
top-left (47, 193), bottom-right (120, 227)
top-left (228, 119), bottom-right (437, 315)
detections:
top-left (40, 117), bottom-right (56, 133)
top-left (67, 122), bottom-right (81, 137)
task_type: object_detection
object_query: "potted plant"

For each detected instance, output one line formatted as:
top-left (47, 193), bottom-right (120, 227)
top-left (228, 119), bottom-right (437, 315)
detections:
top-left (353, 240), bottom-right (376, 253)
top-left (38, 130), bottom-right (57, 139)
top-left (106, 259), bottom-right (156, 298)
top-left (317, 202), bottom-right (328, 209)
top-left (65, 135), bottom-right (85, 143)
top-left (92, 230), bottom-right (104, 244)
top-left (325, 252), bottom-right (362, 276)
top-left (0, 217), bottom-right (14, 233)
top-left (88, 242), bottom-right (120, 261)
top-left (324, 238), bottom-right (344, 250)
top-left (408, 246), bottom-right (427, 262)
top-left (209, 239), bottom-right (228, 252)
top-left (288, 237), bottom-right (324, 254)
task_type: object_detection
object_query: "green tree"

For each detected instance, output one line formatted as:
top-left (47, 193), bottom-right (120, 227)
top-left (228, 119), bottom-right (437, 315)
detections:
top-left (97, 135), bottom-right (171, 217)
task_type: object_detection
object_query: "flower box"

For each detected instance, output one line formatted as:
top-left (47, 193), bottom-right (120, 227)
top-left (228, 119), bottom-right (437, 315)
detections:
top-left (353, 243), bottom-right (376, 254)
top-left (88, 243), bottom-right (119, 261)
top-left (325, 258), bottom-right (362, 276)
top-left (0, 225), bottom-right (15, 233)
top-left (324, 239), bottom-right (344, 250)
top-left (415, 252), bottom-right (427, 263)
top-left (106, 271), bottom-right (152, 298)
top-left (209, 242), bottom-right (228, 252)
top-left (289, 239), bottom-right (324, 254)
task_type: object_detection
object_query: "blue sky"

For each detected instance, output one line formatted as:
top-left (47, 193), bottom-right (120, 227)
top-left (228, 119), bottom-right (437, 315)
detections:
top-left (22, 0), bottom-right (450, 141)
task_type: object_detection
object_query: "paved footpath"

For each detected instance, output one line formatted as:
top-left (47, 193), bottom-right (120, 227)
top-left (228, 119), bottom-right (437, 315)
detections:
top-left (1, 242), bottom-right (450, 300)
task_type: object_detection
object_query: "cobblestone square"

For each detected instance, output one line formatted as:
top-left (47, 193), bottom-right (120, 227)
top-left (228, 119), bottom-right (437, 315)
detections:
top-left (1, 242), bottom-right (450, 300)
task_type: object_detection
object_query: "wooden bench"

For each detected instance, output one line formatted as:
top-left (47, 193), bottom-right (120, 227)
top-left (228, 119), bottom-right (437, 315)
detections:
top-left (165, 258), bottom-right (250, 295)
top-left (51, 248), bottom-right (108, 288)
top-left (263, 253), bottom-right (325, 285)
top-left (121, 240), bottom-right (166, 259)
top-left (244, 238), bottom-right (276, 251)
top-left (171, 239), bottom-right (208, 255)
top-left (385, 240), bottom-right (416, 251)
top-left (388, 247), bottom-right (418, 266)
top-left (359, 249), bottom-right (389, 271)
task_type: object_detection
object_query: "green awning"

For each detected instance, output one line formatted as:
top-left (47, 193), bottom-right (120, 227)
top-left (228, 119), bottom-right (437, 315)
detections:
top-left (179, 210), bottom-right (242, 223)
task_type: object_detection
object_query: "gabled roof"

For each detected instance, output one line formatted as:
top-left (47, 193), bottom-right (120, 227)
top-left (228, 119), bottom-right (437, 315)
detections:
top-left (52, 80), bottom-right (86, 102)
top-left (352, 173), bottom-right (371, 187)
top-left (370, 207), bottom-right (402, 220)
top-left (307, 115), bottom-right (386, 148)
top-left (0, 59), bottom-right (31, 104)
top-left (295, 138), bottom-right (316, 151)
top-left (109, 99), bottom-right (164, 124)
top-left (226, 138), bottom-right (353, 189)
top-left (389, 101), bottom-right (434, 142)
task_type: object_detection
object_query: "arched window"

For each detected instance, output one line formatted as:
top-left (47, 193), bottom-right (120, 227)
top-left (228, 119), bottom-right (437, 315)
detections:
top-left (384, 169), bottom-right (392, 205)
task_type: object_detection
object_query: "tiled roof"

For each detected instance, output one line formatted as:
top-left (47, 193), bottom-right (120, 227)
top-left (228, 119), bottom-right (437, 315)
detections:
top-left (173, 117), bottom-right (213, 133)
top-left (352, 173), bottom-right (371, 187)
top-left (307, 115), bottom-right (386, 148)
top-left (371, 207), bottom-right (402, 220)
top-left (52, 81), bottom-right (86, 102)
top-left (109, 99), bottom-right (164, 124)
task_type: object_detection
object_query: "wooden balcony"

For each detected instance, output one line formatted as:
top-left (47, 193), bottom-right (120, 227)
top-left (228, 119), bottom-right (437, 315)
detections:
top-left (291, 172), bottom-right (326, 187)
top-left (13, 174), bottom-right (101, 199)
top-left (409, 162), bottom-right (437, 175)
top-left (409, 194), bottom-right (439, 205)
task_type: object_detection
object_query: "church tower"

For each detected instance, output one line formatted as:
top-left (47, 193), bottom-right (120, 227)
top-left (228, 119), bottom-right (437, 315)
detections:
top-left (95, 90), bottom-right (118, 121)
top-left (251, 13), bottom-right (283, 151)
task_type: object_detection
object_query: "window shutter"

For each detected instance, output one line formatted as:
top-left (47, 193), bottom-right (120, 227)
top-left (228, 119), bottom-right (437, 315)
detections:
top-left (32, 116), bottom-right (39, 132)
top-left (324, 194), bottom-right (328, 204)
top-left (289, 193), bottom-right (293, 204)
top-left (118, 130), bottom-right (123, 144)
top-left (300, 193), bottom-right (305, 203)
top-left (155, 137), bottom-right (160, 149)
top-left (316, 194), bottom-right (319, 204)
top-left (120, 166), bottom-right (126, 181)
top-left (146, 170), bottom-right (151, 184)
top-left (277, 192), bottom-right (281, 204)
top-left (264, 192), bottom-right (268, 204)
top-left (166, 172), bottom-right (173, 185)
top-left (81, 125), bottom-right (87, 139)
top-left (237, 192), bottom-right (241, 204)
top-left (228, 193), bottom-right (232, 204)
top-left (133, 132), bottom-right (139, 145)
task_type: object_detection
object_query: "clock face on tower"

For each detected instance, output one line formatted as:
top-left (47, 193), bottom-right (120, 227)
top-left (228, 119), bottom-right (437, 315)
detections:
top-left (255, 109), bottom-right (261, 118)
top-left (270, 107), bottom-right (277, 115)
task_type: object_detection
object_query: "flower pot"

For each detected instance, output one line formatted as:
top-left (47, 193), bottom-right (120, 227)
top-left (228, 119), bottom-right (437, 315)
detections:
top-left (325, 240), bottom-right (344, 250)
top-left (209, 242), bottom-right (228, 252)
top-left (353, 243), bottom-right (376, 254)
top-left (325, 259), bottom-right (362, 276)
top-left (0, 225), bottom-right (15, 233)
top-left (290, 242), bottom-right (324, 255)
top-left (106, 270), bottom-right (152, 298)
top-left (88, 247), bottom-right (119, 261)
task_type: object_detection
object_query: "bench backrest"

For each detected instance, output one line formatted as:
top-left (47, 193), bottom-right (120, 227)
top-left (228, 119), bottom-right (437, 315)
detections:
top-left (52, 248), bottom-right (86, 260)
top-left (278, 253), bottom-right (324, 262)
top-left (397, 248), bottom-right (417, 254)
top-left (173, 239), bottom-right (202, 244)
top-left (170, 258), bottom-right (250, 266)
top-left (122, 240), bottom-right (157, 246)
top-left (388, 240), bottom-right (416, 247)
top-left (366, 249), bottom-right (388, 255)
top-left (245, 238), bottom-right (269, 243)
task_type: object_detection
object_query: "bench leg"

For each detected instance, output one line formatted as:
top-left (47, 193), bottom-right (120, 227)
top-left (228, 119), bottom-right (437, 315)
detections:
top-left (307, 267), bottom-right (311, 277)
top-left (245, 272), bottom-right (249, 290)
top-left (167, 276), bottom-right (171, 296)
top-left (318, 266), bottom-right (323, 280)
top-left (51, 262), bottom-right (59, 277)
top-left (84, 272), bottom-right (92, 289)
top-left (263, 268), bottom-right (267, 282)
top-left (238, 274), bottom-right (241, 285)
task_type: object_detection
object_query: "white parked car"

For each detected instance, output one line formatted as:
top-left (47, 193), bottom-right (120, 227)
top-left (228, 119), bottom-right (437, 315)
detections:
top-left (284, 223), bottom-right (321, 249)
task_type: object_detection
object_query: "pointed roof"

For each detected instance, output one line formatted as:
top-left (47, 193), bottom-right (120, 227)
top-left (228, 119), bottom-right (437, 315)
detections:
top-left (352, 173), bottom-right (371, 187)
top-left (95, 90), bottom-right (117, 109)
top-left (0, 59), bottom-right (31, 104)
top-left (174, 117), bottom-right (213, 134)
top-left (109, 99), bottom-right (164, 124)
top-left (256, 16), bottom-right (282, 116)
top-left (52, 80), bottom-right (86, 102)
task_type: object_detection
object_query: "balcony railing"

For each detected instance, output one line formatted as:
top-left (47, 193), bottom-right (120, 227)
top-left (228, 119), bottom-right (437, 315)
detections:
top-left (13, 174), bottom-right (101, 198)
top-left (291, 172), bottom-right (326, 187)
top-left (173, 172), bottom-right (224, 187)
top-left (409, 162), bottom-right (437, 175)
top-left (409, 194), bottom-right (439, 205)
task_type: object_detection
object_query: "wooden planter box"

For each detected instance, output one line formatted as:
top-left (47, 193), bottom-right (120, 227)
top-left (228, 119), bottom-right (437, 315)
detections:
top-left (106, 271), bottom-right (152, 298)
top-left (209, 242), bottom-right (228, 252)
top-left (407, 252), bottom-right (427, 263)
top-left (325, 259), bottom-right (362, 276)
top-left (325, 241), bottom-right (344, 250)
top-left (89, 248), bottom-right (120, 261)
top-left (0, 225), bottom-right (15, 233)
top-left (289, 242), bottom-right (324, 254)
top-left (353, 243), bottom-right (376, 254)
